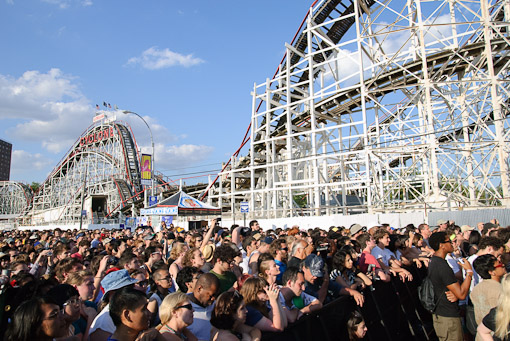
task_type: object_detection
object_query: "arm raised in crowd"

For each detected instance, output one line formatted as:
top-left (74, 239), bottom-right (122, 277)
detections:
top-left (446, 258), bottom-right (473, 300)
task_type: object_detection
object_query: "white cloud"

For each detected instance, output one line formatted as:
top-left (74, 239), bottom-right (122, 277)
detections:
top-left (41, 0), bottom-right (92, 8)
top-left (152, 143), bottom-right (214, 171)
top-left (0, 69), bottom-right (92, 153)
top-left (126, 47), bottom-right (205, 70)
top-left (11, 150), bottom-right (54, 182)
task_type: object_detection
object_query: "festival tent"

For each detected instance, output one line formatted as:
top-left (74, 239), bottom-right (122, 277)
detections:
top-left (140, 191), bottom-right (221, 217)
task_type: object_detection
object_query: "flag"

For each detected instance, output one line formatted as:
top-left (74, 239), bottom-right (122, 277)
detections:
top-left (114, 105), bottom-right (118, 110)
top-left (96, 104), bottom-right (100, 109)
top-left (103, 101), bottom-right (107, 107)
top-left (108, 103), bottom-right (111, 108)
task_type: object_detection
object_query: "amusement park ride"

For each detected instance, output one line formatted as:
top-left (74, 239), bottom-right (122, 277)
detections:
top-left (1, 0), bottom-right (510, 227)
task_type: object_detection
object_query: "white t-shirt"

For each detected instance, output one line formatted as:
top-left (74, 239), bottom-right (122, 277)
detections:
top-left (89, 304), bottom-right (114, 339)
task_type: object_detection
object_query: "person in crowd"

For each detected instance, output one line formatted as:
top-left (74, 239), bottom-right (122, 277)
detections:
top-left (239, 277), bottom-right (287, 332)
top-left (187, 273), bottom-right (220, 341)
top-left (117, 252), bottom-right (141, 271)
top-left (347, 310), bottom-right (367, 340)
top-left (5, 296), bottom-right (68, 341)
top-left (467, 230), bottom-right (482, 256)
top-left (129, 268), bottom-right (149, 293)
top-left (269, 238), bottom-right (288, 285)
top-left (258, 255), bottom-right (280, 286)
top-left (466, 236), bottom-right (505, 294)
top-left (279, 267), bottom-right (322, 322)
top-left (89, 269), bottom-right (139, 341)
top-left (159, 292), bottom-right (197, 341)
top-left (175, 266), bottom-right (202, 293)
top-left (46, 283), bottom-right (82, 339)
top-left (248, 237), bottom-right (272, 275)
top-left (371, 228), bottom-right (412, 281)
top-left (330, 250), bottom-right (365, 306)
top-left (300, 254), bottom-right (332, 304)
top-left (66, 271), bottom-right (98, 340)
top-left (142, 246), bottom-right (163, 278)
top-left (209, 244), bottom-right (238, 294)
top-left (471, 254), bottom-right (506, 335)
top-left (169, 242), bottom-right (189, 288)
top-left (148, 267), bottom-right (173, 326)
top-left (429, 231), bottom-right (474, 341)
top-left (182, 248), bottom-right (205, 269)
top-left (210, 290), bottom-right (261, 341)
top-left (357, 233), bottom-right (390, 282)
top-left (287, 239), bottom-right (309, 269)
top-left (108, 287), bottom-right (164, 341)
top-left (477, 273), bottom-right (510, 341)
top-left (240, 236), bottom-right (258, 275)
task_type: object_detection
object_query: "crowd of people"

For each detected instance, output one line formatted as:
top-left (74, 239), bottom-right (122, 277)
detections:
top-left (0, 217), bottom-right (509, 340)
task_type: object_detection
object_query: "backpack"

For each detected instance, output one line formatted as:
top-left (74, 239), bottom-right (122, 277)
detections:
top-left (418, 276), bottom-right (440, 313)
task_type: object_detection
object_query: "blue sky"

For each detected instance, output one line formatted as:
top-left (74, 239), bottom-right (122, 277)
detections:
top-left (0, 0), bottom-right (312, 185)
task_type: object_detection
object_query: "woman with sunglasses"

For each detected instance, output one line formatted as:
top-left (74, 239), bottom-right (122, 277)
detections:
top-left (159, 292), bottom-right (197, 341)
top-left (67, 270), bottom-right (99, 341)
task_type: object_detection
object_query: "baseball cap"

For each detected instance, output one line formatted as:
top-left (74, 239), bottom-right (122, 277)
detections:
top-left (460, 225), bottom-right (474, 233)
top-left (102, 238), bottom-right (112, 244)
top-left (176, 227), bottom-right (185, 233)
top-left (437, 219), bottom-right (447, 225)
top-left (252, 233), bottom-right (262, 241)
top-left (262, 236), bottom-right (274, 245)
top-left (101, 269), bottom-right (139, 296)
top-left (143, 234), bottom-right (155, 241)
top-left (240, 227), bottom-right (251, 237)
top-left (303, 254), bottom-right (324, 277)
top-left (350, 224), bottom-right (363, 235)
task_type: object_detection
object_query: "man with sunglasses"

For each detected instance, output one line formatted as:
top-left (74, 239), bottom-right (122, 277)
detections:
top-left (429, 232), bottom-right (473, 341)
top-left (209, 244), bottom-right (238, 294)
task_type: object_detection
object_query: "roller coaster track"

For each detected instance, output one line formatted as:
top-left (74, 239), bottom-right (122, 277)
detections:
top-left (27, 117), bottom-right (145, 224)
top-left (210, 0), bottom-right (510, 218)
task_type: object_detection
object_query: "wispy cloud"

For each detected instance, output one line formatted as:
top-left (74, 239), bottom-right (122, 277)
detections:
top-left (126, 46), bottom-right (205, 70)
top-left (41, 0), bottom-right (92, 9)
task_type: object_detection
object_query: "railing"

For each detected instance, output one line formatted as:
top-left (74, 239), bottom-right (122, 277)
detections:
top-left (262, 265), bottom-right (436, 341)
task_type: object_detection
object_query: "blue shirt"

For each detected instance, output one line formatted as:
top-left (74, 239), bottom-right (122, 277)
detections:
top-left (274, 259), bottom-right (286, 285)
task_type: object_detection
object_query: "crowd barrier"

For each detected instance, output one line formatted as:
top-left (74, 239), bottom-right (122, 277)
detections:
top-left (262, 265), bottom-right (437, 341)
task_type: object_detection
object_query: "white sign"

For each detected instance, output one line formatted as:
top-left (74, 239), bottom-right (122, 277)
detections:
top-left (140, 207), bottom-right (178, 216)
top-left (240, 201), bottom-right (249, 213)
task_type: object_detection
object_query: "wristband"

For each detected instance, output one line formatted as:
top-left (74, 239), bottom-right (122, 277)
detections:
top-left (466, 270), bottom-right (473, 274)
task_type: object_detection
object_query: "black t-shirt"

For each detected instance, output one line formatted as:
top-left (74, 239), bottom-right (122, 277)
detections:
top-left (483, 307), bottom-right (509, 341)
top-left (288, 256), bottom-right (302, 269)
top-left (429, 256), bottom-right (459, 317)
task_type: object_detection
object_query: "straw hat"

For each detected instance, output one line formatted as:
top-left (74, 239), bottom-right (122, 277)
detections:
top-left (202, 244), bottom-right (215, 263)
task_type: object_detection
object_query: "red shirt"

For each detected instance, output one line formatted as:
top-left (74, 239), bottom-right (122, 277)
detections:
top-left (359, 250), bottom-right (381, 273)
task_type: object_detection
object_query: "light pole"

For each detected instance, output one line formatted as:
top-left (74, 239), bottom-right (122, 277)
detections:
top-left (122, 110), bottom-right (155, 205)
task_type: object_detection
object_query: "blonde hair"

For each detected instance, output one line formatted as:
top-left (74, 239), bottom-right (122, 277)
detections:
top-left (159, 292), bottom-right (189, 325)
top-left (258, 259), bottom-right (274, 280)
top-left (182, 248), bottom-right (199, 267)
top-left (495, 273), bottom-right (510, 339)
top-left (170, 242), bottom-right (187, 260)
top-left (66, 270), bottom-right (93, 286)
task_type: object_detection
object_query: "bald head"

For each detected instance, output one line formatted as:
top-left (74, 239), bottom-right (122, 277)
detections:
top-left (196, 272), bottom-right (219, 290)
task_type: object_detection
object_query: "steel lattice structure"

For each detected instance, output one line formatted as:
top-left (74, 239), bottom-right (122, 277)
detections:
top-left (0, 181), bottom-right (33, 217)
top-left (29, 113), bottom-right (144, 225)
top-left (208, 0), bottom-right (510, 219)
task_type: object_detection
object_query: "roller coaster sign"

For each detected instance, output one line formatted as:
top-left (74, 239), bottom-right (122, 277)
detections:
top-left (80, 127), bottom-right (115, 147)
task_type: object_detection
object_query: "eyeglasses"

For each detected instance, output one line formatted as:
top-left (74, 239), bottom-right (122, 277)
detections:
top-left (160, 276), bottom-right (172, 282)
top-left (63, 298), bottom-right (81, 308)
top-left (175, 303), bottom-right (193, 310)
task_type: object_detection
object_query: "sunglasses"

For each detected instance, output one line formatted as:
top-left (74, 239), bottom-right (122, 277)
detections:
top-left (175, 303), bottom-right (193, 310)
top-left (63, 298), bottom-right (81, 308)
top-left (280, 247), bottom-right (289, 251)
top-left (495, 263), bottom-right (505, 268)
